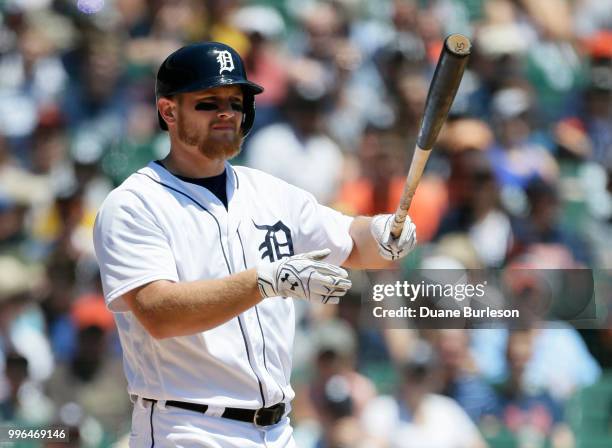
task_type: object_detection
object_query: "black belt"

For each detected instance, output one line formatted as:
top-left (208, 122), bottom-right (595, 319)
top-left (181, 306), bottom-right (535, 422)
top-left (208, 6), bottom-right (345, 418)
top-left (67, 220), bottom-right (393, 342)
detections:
top-left (144, 399), bottom-right (286, 427)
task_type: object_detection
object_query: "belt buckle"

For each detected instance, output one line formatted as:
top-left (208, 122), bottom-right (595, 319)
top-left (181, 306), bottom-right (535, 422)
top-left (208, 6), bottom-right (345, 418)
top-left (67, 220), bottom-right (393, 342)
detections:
top-left (252, 407), bottom-right (265, 427)
top-left (253, 403), bottom-right (285, 427)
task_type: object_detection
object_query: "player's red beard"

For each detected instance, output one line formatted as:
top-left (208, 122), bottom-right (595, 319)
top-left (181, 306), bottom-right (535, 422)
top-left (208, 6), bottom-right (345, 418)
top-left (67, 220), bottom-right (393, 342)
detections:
top-left (177, 118), bottom-right (243, 160)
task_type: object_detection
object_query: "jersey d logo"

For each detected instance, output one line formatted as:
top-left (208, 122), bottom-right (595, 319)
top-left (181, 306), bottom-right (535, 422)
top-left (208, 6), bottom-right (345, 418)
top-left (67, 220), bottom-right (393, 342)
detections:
top-left (213, 50), bottom-right (235, 74)
top-left (253, 220), bottom-right (294, 262)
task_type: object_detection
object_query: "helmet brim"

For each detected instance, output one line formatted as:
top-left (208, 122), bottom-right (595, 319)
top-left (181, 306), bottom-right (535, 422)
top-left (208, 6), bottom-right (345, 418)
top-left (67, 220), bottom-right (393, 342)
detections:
top-left (157, 77), bottom-right (264, 99)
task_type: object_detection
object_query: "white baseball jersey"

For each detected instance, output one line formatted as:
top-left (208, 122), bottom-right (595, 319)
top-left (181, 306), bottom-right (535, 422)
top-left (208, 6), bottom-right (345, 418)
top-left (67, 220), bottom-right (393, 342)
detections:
top-left (93, 161), bottom-right (354, 410)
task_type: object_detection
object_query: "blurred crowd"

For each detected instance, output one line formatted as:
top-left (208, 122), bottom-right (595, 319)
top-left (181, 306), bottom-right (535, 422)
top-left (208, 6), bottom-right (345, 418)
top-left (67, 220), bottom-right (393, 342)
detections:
top-left (1, 0), bottom-right (611, 446)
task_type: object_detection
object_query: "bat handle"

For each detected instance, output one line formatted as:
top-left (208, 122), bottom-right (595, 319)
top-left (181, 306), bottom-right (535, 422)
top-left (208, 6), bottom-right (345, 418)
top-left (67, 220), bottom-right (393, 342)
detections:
top-left (390, 209), bottom-right (410, 240)
top-left (390, 146), bottom-right (432, 239)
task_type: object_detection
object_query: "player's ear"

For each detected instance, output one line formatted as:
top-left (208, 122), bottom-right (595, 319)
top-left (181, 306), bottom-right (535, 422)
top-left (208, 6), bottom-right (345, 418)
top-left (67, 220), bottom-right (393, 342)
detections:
top-left (158, 97), bottom-right (176, 126)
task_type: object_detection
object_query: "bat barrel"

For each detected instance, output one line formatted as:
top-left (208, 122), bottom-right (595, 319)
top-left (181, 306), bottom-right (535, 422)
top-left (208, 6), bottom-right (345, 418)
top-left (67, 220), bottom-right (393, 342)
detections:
top-left (416, 34), bottom-right (471, 151)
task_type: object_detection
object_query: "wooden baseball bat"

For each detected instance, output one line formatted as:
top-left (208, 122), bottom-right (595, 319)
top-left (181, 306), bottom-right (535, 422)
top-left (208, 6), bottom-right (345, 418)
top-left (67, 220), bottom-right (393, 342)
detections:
top-left (390, 34), bottom-right (472, 239)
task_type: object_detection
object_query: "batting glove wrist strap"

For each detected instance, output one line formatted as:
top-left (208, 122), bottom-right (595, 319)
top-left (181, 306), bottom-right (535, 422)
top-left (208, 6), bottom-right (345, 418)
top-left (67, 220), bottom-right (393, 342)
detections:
top-left (256, 249), bottom-right (352, 304)
top-left (370, 214), bottom-right (417, 261)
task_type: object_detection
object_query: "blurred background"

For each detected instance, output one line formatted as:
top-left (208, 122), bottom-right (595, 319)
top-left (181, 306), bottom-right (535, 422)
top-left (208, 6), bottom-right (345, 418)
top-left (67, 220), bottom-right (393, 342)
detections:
top-left (0, 0), bottom-right (611, 446)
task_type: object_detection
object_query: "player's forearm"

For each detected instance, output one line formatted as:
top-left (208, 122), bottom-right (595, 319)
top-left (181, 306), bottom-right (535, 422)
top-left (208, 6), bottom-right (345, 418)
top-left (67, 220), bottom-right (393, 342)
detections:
top-left (125, 269), bottom-right (263, 339)
top-left (343, 216), bottom-right (395, 269)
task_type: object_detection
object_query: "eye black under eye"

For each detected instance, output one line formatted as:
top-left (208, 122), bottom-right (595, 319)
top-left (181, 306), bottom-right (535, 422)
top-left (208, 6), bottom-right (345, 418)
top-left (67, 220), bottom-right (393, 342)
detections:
top-left (195, 103), bottom-right (218, 111)
top-left (194, 102), bottom-right (244, 112)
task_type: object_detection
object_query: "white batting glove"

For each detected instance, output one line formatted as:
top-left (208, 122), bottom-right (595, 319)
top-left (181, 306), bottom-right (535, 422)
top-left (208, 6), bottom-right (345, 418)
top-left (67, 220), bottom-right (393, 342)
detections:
top-left (257, 249), bottom-right (351, 304)
top-left (370, 214), bottom-right (417, 261)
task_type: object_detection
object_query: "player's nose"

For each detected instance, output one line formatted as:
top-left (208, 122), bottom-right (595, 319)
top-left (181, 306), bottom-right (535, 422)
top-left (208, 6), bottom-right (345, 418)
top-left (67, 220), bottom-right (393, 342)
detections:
top-left (216, 111), bottom-right (234, 121)
top-left (216, 101), bottom-right (236, 120)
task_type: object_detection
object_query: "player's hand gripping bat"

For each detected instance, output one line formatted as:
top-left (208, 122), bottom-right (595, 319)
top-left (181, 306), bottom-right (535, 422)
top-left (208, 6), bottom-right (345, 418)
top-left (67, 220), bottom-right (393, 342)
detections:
top-left (390, 34), bottom-right (471, 239)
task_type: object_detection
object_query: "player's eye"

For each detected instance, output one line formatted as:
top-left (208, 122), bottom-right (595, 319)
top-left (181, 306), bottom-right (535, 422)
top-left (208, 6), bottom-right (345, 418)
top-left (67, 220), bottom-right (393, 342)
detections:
top-left (195, 102), bottom-right (218, 111)
top-left (230, 102), bottom-right (243, 112)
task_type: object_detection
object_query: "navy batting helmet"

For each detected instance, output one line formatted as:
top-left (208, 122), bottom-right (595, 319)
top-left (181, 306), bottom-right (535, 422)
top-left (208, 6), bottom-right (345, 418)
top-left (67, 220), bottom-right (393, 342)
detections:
top-left (155, 42), bottom-right (264, 135)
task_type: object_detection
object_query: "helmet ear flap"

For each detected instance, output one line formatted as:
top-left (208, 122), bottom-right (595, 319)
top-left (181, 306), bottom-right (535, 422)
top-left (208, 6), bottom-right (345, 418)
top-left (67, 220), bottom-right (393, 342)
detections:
top-left (241, 93), bottom-right (256, 136)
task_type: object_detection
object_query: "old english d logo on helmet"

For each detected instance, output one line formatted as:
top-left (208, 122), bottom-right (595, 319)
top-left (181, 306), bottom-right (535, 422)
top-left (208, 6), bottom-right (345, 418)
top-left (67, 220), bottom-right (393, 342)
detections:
top-left (155, 42), bottom-right (264, 136)
top-left (213, 50), bottom-right (235, 74)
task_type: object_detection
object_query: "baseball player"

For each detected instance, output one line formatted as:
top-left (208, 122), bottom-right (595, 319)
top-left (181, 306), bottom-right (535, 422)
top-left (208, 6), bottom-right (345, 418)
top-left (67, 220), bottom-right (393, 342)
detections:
top-left (93, 42), bottom-right (417, 447)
